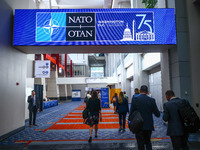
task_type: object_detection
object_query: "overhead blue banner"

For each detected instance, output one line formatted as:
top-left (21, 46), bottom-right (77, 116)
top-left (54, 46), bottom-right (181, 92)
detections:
top-left (13, 9), bottom-right (176, 46)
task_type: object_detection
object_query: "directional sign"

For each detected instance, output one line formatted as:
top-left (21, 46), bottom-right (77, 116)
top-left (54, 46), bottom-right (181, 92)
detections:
top-left (35, 60), bottom-right (50, 78)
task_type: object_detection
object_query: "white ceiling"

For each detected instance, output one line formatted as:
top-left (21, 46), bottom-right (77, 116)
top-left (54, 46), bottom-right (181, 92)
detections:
top-left (55, 0), bottom-right (105, 8)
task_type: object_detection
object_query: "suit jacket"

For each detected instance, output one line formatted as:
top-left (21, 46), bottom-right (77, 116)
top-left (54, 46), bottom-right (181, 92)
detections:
top-left (130, 94), bottom-right (160, 131)
top-left (163, 98), bottom-right (187, 136)
top-left (116, 98), bottom-right (129, 113)
top-left (130, 94), bottom-right (140, 113)
top-left (27, 95), bottom-right (40, 110)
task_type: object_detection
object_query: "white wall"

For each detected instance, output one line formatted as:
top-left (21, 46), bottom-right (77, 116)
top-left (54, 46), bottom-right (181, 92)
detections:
top-left (149, 71), bottom-right (163, 111)
top-left (0, 45), bottom-right (27, 136)
top-left (68, 54), bottom-right (88, 65)
top-left (0, 0), bottom-right (28, 137)
top-left (142, 53), bottom-right (160, 70)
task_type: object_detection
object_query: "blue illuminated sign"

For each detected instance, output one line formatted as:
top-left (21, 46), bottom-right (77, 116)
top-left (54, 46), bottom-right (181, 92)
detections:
top-left (13, 9), bottom-right (176, 46)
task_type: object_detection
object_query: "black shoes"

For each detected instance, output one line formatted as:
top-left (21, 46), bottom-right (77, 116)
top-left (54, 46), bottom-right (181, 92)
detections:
top-left (119, 127), bottom-right (125, 132)
top-left (88, 136), bottom-right (92, 143)
top-left (95, 135), bottom-right (98, 138)
top-left (119, 127), bottom-right (122, 132)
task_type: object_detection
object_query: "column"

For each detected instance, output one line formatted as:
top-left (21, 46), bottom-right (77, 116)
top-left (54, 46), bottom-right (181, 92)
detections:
top-left (46, 70), bottom-right (59, 99)
top-left (167, 0), bottom-right (191, 101)
top-left (59, 84), bottom-right (67, 101)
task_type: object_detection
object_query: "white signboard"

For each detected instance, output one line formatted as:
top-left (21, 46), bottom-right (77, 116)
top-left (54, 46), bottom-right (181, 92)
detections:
top-left (85, 78), bottom-right (107, 84)
top-left (35, 60), bottom-right (50, 78)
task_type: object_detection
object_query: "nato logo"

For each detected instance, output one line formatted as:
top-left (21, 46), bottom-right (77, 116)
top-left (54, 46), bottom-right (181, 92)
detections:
top-left (36, 13), bottom-right (66, 42)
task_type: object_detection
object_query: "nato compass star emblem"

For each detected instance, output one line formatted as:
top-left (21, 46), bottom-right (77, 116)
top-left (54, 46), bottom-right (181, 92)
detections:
top-left (43, 18), bottom-right (60, 36)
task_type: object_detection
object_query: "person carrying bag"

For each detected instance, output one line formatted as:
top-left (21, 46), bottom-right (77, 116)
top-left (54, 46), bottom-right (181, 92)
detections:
top-left (128, 97), bottom-right (143, 134)
top-left (129, 85), bottom-right (160, 150)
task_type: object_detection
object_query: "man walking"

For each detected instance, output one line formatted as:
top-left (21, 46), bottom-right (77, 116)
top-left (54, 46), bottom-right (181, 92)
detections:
top-left (163, 90), bottom-right (189, 150)
top-left (129, 85), bottom-right (160, 150)
top-left (27, 90), bottom-right (40, 127)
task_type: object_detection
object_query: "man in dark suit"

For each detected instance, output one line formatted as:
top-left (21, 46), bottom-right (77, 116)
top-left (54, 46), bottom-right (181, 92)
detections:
top-left (130, 85), bottom-right (160, 150)
top-left (163, 90), bottom-right (189, 150)
top-left (27, 90), bottom-right (40, 127)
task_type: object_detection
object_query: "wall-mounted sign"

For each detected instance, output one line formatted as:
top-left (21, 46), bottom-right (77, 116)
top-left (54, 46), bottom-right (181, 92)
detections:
top-left (14, 9), bottom-right (176, 46)
top-left (72, 90), bottom-right (81, 101)
top-left (35, 60), bottom-right (50, 78)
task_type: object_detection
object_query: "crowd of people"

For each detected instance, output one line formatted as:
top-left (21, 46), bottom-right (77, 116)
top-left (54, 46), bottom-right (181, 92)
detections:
top-left (84, 85), bottom-right (192, 150)
top-left (28, 85), bottom-right (194, 149)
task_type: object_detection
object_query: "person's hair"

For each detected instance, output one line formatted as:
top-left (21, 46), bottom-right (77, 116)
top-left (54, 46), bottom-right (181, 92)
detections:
top-left (114, 93), bottom-right (117, 97)
top-left (140, 85), bottom-right (148, 93)
top-left (165, 90), bottom-right (175, 97)
top-left (92, 91), bottom-right (98, 99)
top-left (118, 92), bottom-right (124, 104)
top-left (32, 90), bottom-right (35, 92)
top-left (124, 91), bottom-right (126, 94)
top-left (134, 88), bottom-right (139, 94)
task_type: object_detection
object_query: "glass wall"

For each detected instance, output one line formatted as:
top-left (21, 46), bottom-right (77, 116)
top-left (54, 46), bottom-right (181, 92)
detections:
top-left (91, 67), bottom-right (104, 77)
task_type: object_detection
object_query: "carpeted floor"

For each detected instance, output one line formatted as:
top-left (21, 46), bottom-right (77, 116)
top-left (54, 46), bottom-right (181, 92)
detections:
top-left (0, 100), bottom-right (199, 147)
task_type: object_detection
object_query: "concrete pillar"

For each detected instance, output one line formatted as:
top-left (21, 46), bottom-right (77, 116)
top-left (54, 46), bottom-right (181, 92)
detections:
top-left (160, 50), bottom-right (171, 106)
top-left (167, 0), bottom-right (192, 102)
top-left (135, 54), bottom-right (148, 88)
top-left (157, 0), bottom-right (166, 8)
top-left (133, 53), bottom-right (140, 89)
top-left (120, 53), bottom-right (126, 91)
top-left (59, 84), bottom-right (67, 101)
top-left (66, 84), bottom-right (72, 99)
top-left (25, 54), bottom-right (35, 120)
top-left (186, 0), bottom-right (200, 116)
top-left (46, 71), bottom-right (59, 99)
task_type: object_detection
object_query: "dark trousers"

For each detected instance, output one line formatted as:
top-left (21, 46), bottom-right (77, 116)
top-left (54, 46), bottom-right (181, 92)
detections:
top-left (118, 112), bottom-right (127, 129)
top-left (29, 106), bottom-right (37, 125)
top-left (170, 134), bottom-right (189, 150)
top-left (136, 130), bottom-right (152, 150)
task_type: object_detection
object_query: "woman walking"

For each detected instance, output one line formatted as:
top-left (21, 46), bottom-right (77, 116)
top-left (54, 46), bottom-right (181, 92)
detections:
top-left (112, 93), bottom-right (118, 114)
top-left (86, 91), bottom-right (102, 143)
top-left (116, 91), bottom-right (129, 132)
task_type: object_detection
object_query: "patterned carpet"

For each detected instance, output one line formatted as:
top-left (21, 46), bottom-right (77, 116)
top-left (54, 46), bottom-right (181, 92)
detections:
top-left (0, 100), bottom-right (199, 146)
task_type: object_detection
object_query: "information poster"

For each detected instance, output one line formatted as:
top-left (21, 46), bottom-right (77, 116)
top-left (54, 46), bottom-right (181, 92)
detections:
top-left (101, 88), bottom-right (109, 108)
top-left (35, 60), bottom-right (50, 78)
top-left (72, 90), bottom-right (81, 101)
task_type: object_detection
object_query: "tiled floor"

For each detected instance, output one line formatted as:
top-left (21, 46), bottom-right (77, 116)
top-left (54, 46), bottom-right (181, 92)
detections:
top-left (0, 100), bottom-right (199, 150)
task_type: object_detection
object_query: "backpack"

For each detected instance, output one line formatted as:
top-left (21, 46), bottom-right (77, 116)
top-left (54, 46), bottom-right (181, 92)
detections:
top-left (178, 100), bottom-right (200, 133)
top-left (82, 107), bottom-right (88, 119)
top-left (128, 110), bottom-right (144, 133)
top-left (128, 97), bottom-right (144, 134)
